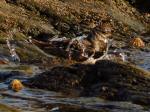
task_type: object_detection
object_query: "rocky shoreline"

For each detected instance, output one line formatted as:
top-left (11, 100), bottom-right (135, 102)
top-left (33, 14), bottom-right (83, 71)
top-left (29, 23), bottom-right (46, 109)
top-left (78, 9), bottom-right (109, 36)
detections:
top-left (0, 0), bottom-right (149, 111)
top-left (23, 60), bottom-right (150, 106)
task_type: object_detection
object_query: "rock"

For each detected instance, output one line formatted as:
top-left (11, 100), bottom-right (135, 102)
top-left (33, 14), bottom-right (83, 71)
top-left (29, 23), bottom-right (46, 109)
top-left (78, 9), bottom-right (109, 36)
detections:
top-left (1, 0), bottom-right (150, 65)
top-left (0, 56), bottom-right (10, 65)
top-left (24, 60), bottom-right (150, 105)
top-left (128, 0), bottom-right (150, 13)
top-left (0, 71), bottom-right (25, 81)
top-left (55, 22), bottom-right (70, 33)
top-left (0, 60), bottom-right (9, 65)
top-left (10, 79), bottom-right (24, 92)
top-left (129, 37), bottom-right (145, 48)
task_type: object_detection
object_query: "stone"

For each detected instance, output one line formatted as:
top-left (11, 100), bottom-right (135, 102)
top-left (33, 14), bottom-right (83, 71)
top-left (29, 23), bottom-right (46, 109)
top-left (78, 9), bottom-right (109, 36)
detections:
top-left (129, 37), bottom-right (145, 48)
top-left (24, 60), bottom-right (150, 105)
top-left (10, 79), bottom-right (24, 92)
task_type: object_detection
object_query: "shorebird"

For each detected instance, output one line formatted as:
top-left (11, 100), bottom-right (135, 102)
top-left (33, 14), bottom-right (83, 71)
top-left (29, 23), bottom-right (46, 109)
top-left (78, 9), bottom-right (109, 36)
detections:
top-left (86, 22), bottom-right (113, 58)
top-left (65, 22), bottom-right (113, 61)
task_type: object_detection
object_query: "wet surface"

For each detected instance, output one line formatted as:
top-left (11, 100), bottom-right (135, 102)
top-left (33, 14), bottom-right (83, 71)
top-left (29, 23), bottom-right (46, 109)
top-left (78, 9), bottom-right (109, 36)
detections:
top-left (0, 52), bottom-right (149, 112)
top-left (128, 50), bottom-right (150, 71)
top-left (0, 0), bottom-right (150, 111)
top-left (0, 84), bottom-right (149, 112)
top-left (0, 40), bottom-right (149, 112)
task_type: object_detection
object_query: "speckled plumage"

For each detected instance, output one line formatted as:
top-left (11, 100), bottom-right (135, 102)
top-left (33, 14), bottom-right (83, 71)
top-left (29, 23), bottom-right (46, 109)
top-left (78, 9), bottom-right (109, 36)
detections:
top-left (87, 22), bottom-right (112, 53)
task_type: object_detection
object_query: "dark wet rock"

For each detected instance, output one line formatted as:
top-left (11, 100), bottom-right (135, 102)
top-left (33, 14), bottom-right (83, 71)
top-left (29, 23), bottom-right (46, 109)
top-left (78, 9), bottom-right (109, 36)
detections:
top-left (54, 22), bottom-right (70, 33)
top-left (35, 33), bottom-right (54, 42)
top-left (128, 0), bottom-right (150, 13)
top-left (25, 60), bottom-right (150, 106)
top-left (0, 71), bottom-right (25, 82)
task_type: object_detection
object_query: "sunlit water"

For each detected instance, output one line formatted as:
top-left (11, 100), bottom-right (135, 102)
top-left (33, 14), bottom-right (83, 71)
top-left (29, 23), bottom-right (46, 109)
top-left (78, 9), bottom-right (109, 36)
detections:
top-left (0, 48), bottom-right (149, 112)
top-left (0, 85), bottom-right (149, 112)
top-left (128, 50), bottom-right (150, 71)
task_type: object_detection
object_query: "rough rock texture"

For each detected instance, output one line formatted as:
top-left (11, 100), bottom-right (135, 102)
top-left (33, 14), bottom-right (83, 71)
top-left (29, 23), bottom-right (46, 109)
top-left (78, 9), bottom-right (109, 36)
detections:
top-left (0, 0), bottom-right (149, 63)
top-left (0, 0), bottom-right (149, 110)
top-left (25, 60), bottom-right (150, 106)
top-left (128, 0), bottom-right (150, 13)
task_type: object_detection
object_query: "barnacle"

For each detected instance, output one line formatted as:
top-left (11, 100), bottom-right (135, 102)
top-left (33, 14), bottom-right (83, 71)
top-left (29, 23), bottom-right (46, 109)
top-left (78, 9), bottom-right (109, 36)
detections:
top-left (129, 37), bottom-right (145, 48)
top-left (10, 79), bottom-right (24, 92)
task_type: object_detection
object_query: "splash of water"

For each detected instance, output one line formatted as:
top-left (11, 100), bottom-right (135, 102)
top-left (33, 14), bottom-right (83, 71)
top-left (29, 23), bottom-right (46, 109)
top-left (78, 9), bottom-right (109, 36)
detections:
top-left (6, 38), bottom-right (20, 63)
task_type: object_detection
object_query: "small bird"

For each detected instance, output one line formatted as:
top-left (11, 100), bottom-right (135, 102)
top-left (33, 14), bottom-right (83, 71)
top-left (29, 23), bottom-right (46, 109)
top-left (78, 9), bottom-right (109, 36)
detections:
top-left (86, 22), bottom-right (113, 57)
top-left (65, 21), bottom-right (113, 61)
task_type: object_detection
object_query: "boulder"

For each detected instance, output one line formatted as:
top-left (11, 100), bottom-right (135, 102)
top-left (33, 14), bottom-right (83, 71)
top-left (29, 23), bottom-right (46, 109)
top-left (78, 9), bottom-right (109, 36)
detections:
top-left (24, 60), bottom-right (150, 105)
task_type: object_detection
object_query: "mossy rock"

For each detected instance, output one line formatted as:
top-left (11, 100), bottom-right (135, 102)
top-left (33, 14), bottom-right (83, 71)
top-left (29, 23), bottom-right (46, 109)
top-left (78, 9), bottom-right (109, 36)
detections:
top-left (25, 60), bottom-right (150, 106)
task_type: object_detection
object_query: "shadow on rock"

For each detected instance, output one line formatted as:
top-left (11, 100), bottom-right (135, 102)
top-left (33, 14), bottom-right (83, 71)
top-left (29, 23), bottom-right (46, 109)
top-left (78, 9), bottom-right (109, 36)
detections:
top-left (24, 60), bottom-right (150, 106)
top-left (0, 71), bottom-right (25, 82)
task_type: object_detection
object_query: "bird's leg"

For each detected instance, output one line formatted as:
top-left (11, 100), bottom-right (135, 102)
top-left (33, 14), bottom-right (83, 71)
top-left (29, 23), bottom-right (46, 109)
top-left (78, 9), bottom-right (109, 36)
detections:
top-left (82, 50), bottom-right (97, 64)
top-left (66, 39), bottom-right (75, 52)
top-left (66, 39), bottom-right (74, 59)
top-left (6, 38), bottom-right (11, 50)
top-left (89, 50), bottom-right (95, 58)
top-left (96, 39), bottom-right (113, 61)
top-left (76, 39), bottom-right (88, 58)
top-left (81, 46), bottom-right (88, 58)
top-left (66, 35), bottom-right (88, 59)
top-left (68, 49), bottom-right (72, 60)
top-left (105, 39), bottom-right (112, 55)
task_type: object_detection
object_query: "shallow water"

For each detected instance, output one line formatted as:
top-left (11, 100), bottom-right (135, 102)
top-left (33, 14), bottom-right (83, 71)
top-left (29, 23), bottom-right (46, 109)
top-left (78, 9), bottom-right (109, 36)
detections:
top-left (0, 65), bottom-right (149, 112)
top-left (0, 83), bottom-right (149, 112)
top-left (0, 48), bottom-right (149, 112)
top-left (128, 50), bottom-right (150, 71)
